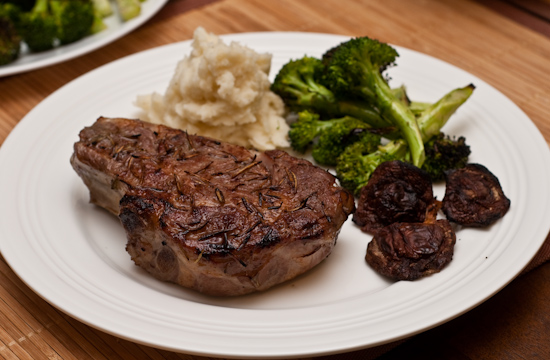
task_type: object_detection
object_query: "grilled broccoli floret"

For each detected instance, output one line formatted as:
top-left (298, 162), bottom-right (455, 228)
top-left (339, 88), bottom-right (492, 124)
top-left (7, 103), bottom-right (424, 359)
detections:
top-left (313, 123), bottom-right (381, 166)
top-left (421, 133), bottom-right (470, 181)
top-left (289, 110), bottom-right (381, 166)
top-left (271, 56), bottom-right (392, 129)
top-left (19, 0), bottom-right (57, 52)
top-left (336, 139), bottom-right (409, 195)
top-left (271, 56), bottom-right (334, 112)
top-left (50, 0), bottom-right (95, 45)
top-left (0, 15), bottom-right (21, 65)
top-left (321, 36), bottom-right (426, 167)
top-left (336, 84), bottom-right (475, 194)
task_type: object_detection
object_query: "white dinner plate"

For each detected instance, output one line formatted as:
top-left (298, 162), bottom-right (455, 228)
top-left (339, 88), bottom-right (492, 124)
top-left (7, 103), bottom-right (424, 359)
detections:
top-left (0, 0), bottom-right (168, 77)
top-left (0, 32), bottom-right (549, 358)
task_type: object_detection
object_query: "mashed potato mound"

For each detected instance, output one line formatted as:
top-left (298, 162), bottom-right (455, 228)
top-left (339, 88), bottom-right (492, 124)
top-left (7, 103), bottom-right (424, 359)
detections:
top-left (135, 27), bottom-right (289, 151)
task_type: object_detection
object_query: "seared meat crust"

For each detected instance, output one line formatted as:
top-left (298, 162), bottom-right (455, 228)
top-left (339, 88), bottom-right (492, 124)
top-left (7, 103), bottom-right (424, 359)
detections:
top-left (71, 117), bottom-right (354, 296)
top-left (442, 163), bottom-right (510, 227)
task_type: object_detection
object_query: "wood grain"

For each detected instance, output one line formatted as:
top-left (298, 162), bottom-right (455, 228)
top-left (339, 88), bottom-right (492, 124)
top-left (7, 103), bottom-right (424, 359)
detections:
top-left (0, 0), bottom-right (550, 359)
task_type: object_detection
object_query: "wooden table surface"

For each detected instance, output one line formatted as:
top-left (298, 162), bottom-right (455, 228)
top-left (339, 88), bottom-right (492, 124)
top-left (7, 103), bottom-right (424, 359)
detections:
top-left (1, 0), bottom-right (550, 359)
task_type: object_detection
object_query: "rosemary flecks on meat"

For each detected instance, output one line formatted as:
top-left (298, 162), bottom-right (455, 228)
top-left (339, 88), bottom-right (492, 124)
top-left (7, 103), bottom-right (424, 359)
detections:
top-left (123, 133), bottom-right (142, 140)
top-left (241, 197), bottom-right (254, 213)
top-left (263, 193), bottom-right (283, 209)
top-left (177, 219), bottom-right (209, 236)
top-left (195, 161), bottom-right (213, 174)
top-left (285, 168), bottom-right (297, 190)
top-left (182, 153), bottom-right (200, 160)
top-left (288, 195), bottom-right (313, 212)
top-left (246, 220), bottom-right (262, 234)
top-left (259, 228), bottom-right (274, 246)
top-left (258, 192), bottom-right (263, 207)
top-left (90, 134), bottom-right (115, 147)
top-left (244, 174), bottom-right (270, 183)
top-left (219, 150), bottom-right (239, 161)
top-left (229, 253), bottom-right (247, 267)
top-left (113, 144), bottom-right (126, 157)
top-left (236, 220), bottom-right (261, 251)
top-left (174, 174), bottom-right (184, 195)
top-left (198, 228), bottom-right (233, 241)
top-left (185, 131), bottom-right (195, 150)
top-left (232, 161), bottom-right (262, 178)
top-left (184, 171), bottom-right (210, 186)
top-left (237, 233), bottom-right (252, 251)
top-left (215, 188), bottom-right (225, 204)
top-left (125, 155), bottom-right (134, 170)
top-left (241, 197), bottom-right (264, 219)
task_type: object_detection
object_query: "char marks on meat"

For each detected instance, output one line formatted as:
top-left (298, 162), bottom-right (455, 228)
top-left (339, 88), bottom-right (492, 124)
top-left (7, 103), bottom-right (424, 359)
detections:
top-left (442, 163), bottom-right (510, 227)
top-left (71, 117), bottom-right (355, 296)
top-left (353, 160), bottom-right (434, 234)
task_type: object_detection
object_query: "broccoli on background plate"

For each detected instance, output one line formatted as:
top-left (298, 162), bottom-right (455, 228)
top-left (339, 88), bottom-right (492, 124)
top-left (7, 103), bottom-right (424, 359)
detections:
top-left (0, 15), bottom-right (20, 66)
top-left (0, 0), bottom-right (148, 66)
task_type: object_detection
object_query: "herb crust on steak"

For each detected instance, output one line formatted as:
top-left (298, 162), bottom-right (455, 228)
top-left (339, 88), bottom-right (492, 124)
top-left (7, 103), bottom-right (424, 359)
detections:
top-left (71, 117), bottom-right (355, 296)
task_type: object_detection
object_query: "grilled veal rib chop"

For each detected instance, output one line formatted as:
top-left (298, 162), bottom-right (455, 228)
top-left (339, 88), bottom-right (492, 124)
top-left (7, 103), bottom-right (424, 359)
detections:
top-left (71, 117), bottom-right (355, 296)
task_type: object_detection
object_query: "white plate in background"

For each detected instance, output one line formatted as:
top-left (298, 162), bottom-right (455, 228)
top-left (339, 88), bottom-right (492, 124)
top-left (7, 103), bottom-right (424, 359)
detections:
top-left (0, 0), bottom-right (168, 77)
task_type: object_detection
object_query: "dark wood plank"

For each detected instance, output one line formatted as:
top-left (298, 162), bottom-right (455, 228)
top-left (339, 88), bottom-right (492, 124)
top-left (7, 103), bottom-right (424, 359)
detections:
top-left (474, 0), bottom-right (550, 36)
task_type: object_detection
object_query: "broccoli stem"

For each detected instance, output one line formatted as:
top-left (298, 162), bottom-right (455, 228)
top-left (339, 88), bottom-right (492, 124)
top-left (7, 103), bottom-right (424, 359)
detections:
top-left (335, 100), bottom-right (393, 128)
top-left (335, 84), bottom-right (475, 194)
top-left (417, 84), bottom-right (476, 141)
top-left (370, 72), bottom-right (425, 167)
top-left (410, 101), bottom-right (431, 116)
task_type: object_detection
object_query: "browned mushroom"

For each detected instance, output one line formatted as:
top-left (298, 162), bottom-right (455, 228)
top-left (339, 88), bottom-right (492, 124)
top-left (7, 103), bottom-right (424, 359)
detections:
top-left (365, 201), bottom-right (456, 281)
top-left (353, 160), bottom-right (434, 234)
top-left (442, 163), bottom-right (510, 227)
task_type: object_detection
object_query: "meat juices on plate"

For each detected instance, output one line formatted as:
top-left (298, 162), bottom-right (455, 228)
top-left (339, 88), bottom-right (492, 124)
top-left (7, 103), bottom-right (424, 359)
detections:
top-left (71, 117), bottom-right (355, 296)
